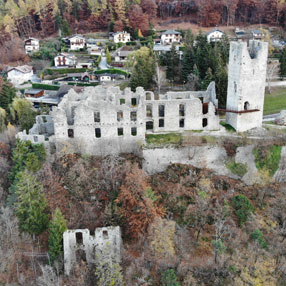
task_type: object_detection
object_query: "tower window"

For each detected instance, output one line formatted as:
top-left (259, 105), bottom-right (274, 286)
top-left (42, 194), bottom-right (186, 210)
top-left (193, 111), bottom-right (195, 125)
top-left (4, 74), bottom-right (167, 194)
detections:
top-left (159, 119), bottom-right (164, 127)
top-left (76, 232), bottom-right (83, 244)
top-left (179, 104), bottom-right (185, 116)
top-left (244, 101), bottom-right (250, 110)
top-left (131, 127), bottom-right (137, 136)
top-left (131, 98), bottom-right (137, 106)
top-left (146, 105), bottom-right (152, 117)
top-left (179, 119), bottom-right (184, 128)
top-left (117, 111), bottom-right (123, 122)
top-left (68, 129), bottom-right (74, 138)
top-left (203, 118), bottom-right (208, 127)
top-left (118, 128), bottom-right (124, 136)
top-left (94, 111), bottom-right (100, 123)
top-left (159, 105), bottom-right (165, 117)
top-left (95, 128), bottom-right (101, 138)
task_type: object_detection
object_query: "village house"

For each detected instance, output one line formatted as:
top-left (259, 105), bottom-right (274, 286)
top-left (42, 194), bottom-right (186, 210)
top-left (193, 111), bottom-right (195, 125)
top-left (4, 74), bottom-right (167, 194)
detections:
top-left (161, 30), bottom-right (182, 45)
top-left (207, 28), bottom-right (225, 42)
top-left (7, 65), bottom-right (33, 85)
top-left (113, 31), bottom-right (131, 43)
top-left (54, 53), bottom-right (77, 67)
top-left (88, 46), bottom-right (102, 56)
top-left (24, 38), bottom-right (40, 53)
top-left (76, 57), bottom-right (94, 69)
top-left (86, 38), bottom-right (98, 48)
top-left (69, 35), bottom-right (86, 51)
top-left (153, 44), bottom-right (183, 59)
top-left (252, 29), bottom-right (264, 40)
top-left (113, 46), bottom-right (134, 63)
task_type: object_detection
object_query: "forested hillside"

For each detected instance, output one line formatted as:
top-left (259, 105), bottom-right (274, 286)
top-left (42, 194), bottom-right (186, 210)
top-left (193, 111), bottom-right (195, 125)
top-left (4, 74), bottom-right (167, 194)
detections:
top-left (1, 0), bottom-right (286, 39)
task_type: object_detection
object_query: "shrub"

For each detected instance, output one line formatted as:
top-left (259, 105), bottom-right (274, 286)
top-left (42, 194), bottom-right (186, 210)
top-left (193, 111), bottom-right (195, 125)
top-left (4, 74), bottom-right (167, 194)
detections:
top-left (45, 68), bottom-right (88, 75)
top-left (220, 121), bottom-right (236, 132)
top-left (161, 269), bottom-right (180, 286)
top-left (94, 68), bottom-right (129, 76)
top-left (232, 194), bottom-right (254, 226)
top-left (253, 145), bottom-right (282, 176)
top-left (226, 161), bottom-right (248, 177)
top-left (250, 229), bottom-right (268, 249)
top-left (67, 82), bottom-right (99, 87)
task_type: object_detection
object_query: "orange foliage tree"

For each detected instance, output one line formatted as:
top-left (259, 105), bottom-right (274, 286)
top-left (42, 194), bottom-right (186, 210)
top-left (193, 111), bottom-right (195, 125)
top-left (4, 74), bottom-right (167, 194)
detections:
top-left (115, 164), bottom-right (164, 239)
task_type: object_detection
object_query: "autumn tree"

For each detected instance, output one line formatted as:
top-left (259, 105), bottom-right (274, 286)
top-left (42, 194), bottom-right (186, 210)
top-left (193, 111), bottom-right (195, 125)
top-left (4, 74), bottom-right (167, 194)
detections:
top-left (128, 5), bottom-right (149, 34)
top-left (15, 170), bottom-right (49, 236)
top-left (115, 164), bottom-right (164, 239)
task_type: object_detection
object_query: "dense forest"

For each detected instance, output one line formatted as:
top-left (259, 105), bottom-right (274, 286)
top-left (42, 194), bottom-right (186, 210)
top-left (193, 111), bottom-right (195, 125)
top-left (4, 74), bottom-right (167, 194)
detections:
top-left (1, 0), bottom-right (286, 39)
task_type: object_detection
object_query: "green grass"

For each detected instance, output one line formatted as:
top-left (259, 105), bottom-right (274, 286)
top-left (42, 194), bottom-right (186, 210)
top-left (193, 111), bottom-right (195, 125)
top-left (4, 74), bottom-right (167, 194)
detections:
top-left (146, 133), bottom-right (182, 146)
top-left (226, 161), bottom-right (248, 177)
top-left (253, 145), bottom-right (282, 176)
top-left (220, 121), bottom-right (236, 132)
top-left (264, 88), bottom-right (286, 115)
top-left (32, 83), bottom-right (60, 90)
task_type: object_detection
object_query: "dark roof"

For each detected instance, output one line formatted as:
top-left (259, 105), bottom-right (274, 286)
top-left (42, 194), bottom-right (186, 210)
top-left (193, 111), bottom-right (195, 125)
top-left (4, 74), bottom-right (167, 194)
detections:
top-left (207, 28), bottom-right (224, 35)
top-left (25, 89), bottom-right (44, 95)
top-left (162, 30), bottom-right (181, 35)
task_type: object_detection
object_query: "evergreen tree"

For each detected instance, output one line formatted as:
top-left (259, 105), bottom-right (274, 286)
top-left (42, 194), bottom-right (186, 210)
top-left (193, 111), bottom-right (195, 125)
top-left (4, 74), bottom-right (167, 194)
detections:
top-left (280, 47), bottom-right (286, 77)
top-left (0, 107), bottom-right (6, 132)
top-left (15, 171), bottom-right (49, 236)
top-left (161, 269), bottom-right (180, 286)
top-left (201, 67), bottom-right (214, 90)
top-left (214, 56), bottom-right (228, 107)
top-left (194, 32), bottom-right (210, 79)
top-left (0, 78), bottom-right (16, 112)
top-left (166, 44), bottom-right (180, 82)
top-left (184, 29), bottom-right (194, 48)
top-left (106, 48), bottom-right (111, 64)
top-left (181, 46), bottom-right (195, 83)
top-left (48, 208), bottom-right (67, 264)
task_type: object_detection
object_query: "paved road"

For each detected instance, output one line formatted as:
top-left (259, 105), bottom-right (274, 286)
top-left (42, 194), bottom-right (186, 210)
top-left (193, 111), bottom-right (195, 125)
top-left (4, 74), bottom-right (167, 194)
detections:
top-left (98, 56), bottom-right (110, 70)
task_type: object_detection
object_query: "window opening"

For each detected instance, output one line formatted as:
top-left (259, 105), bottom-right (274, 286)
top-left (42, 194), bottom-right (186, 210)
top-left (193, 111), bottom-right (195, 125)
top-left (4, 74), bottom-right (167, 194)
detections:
top-left (159, 105), bottom-right (165, 117)
top-left (131, 127), bottom-right (137, 136)
top-left (146, 121), bottom-right (153, 130)
top-left (131, 98), bottom-right (137, 106)
top-left (94, 111), bottom-right (100, 123)
top-left (130, 111), bottom-right (137, 121)
top-left (159, 119), bottom-right (164, 127)
top-left (103, 230), bottom-right (109, 239)
top-left (76, 232), bottom-right (83, 244)
top-left (117, 111), bottom-right (123, 122)
top-left (179, 104), bottom-right (185, 116)
top-left (179, 118), bottom-right (184, 128)
top-left (203, 118), bottom-right (208, 127)
top-left (202, 103), bottom-right (209, 114)
top-left (68, 129), bottom-right (74, 138)
top-left (244, 101), bottom-right (250, 110)
top-left (120, 98), bottom-right (125, 105)
top-left (95, 128), bottom-right (101, 138)
top-left (118, 128), bottom-right (124, 136)
top-left (146, 105), bottom-right (152, 117)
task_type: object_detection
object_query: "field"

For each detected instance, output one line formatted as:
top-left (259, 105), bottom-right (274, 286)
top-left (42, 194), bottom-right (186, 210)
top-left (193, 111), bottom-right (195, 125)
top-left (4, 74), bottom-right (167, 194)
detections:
top-left (264, 87), bottom-right (286, 115)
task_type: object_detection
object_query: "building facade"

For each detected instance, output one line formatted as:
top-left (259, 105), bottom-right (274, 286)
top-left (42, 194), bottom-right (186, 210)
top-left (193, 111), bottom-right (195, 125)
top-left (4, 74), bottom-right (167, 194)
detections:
top-left (207, 28), bottom-right (225, 42)
top-left (161, 30), bottom-right (182, 45)
top-left (226, 40), bottom-right (268, 132)
top-left (69, 35), bottom-right (86, 51)
top-left (7, 65), bottom-right (33, 85)
top-left (54, 53), bottom-right (77, 67)
top-left (113, 31), bottom-right (131, 43)
top-left (24, 38), bottom-right (40, 53)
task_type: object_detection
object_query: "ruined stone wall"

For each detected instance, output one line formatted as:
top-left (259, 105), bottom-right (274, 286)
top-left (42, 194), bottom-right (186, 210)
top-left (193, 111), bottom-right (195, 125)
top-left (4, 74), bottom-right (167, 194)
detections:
top-left (63, 226), bottom-right (122, 276)
top-left (226, 40), bottom-right (268, 132)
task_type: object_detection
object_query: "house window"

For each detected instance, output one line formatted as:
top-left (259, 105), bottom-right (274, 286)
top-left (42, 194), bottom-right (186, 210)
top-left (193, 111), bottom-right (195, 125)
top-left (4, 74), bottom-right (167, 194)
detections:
top-left (179, 104), bottom-right (185, 116)
top-left (159, 119), bottom-right (164, 127)
top-left (179, 119), bottom-right (184, 128)
top-left (118, 128), bottom-right (124, 136)
top-left (76, 232), bottom-right (83, 244)
top-left (159, 105), bottom-right (165, 117)
top-left (68, 129), bottom-right (74, 138)
top-left (94, 111), bottom-right (100, 123)
top-left (146, 105), bottom-right (152, 117)
top-left (95, 128), bottom-right (101, 138)
top-left (131, 98), bottom-right (137, 106)
top-left (203, 118), bottom-right (208, 127)
top-left (130, 111), bottom-right (137, 121)
top-left (131, 127), bottom-right (137, 136)
top-left (117, 111), bottom-right (123, 122)
top-left (120, 98), bottom-right (125, 105)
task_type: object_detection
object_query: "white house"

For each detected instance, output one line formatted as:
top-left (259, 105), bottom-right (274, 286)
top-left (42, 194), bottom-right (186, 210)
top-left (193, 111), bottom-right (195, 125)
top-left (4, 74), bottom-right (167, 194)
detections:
top-left (161, 30), bottom-right (182, 45)
top-left (86, 38), bottom-right (98, 48)
top-left (113, 31), bottom-right (131, 43)
top-left (7, 65), bottom-right (33, 85)
top-left (24, 38), bottom-right (40, 53)
top-left (88, 46), bottom-right (102, 56)
top-left (69, 35), bottom-right (86, 51)
top-left (113, 46), bottom-right (134, 62)
top-left (207, 28), bottom-right (225, 42)
top-left (54, 53), bottom-right (77, 67)
top-left (76, 58), bottom-right (94, 69)
top-left (99, 74), bottom-right (114, 82)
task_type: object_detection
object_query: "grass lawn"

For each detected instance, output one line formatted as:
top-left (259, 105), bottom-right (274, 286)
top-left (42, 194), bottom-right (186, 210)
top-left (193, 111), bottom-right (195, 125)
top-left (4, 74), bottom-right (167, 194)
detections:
top-left (264, 87), bottom-right (286, 115)
top-left (145, 133), bottom-right (182, 146)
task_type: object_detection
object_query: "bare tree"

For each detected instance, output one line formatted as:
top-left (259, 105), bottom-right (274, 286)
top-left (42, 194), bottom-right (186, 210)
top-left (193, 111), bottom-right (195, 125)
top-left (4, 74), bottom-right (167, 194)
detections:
top-left (153, 62), bottom-right (166, 95)
top-left (266, 60), bottom-right (279, 94)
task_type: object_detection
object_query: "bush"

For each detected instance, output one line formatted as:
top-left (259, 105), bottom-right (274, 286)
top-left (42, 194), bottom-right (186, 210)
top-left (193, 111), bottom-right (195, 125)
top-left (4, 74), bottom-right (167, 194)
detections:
top-left (250, 229), bottom-right (268, 249)
top-left (232, 194), bottom-right (254, 226)
top-left (32, 83), bottom-right (60, 90)
top-left (126, 41), bottom-right (137, 46)
top-left (67, 82), bottom-right (99, 87)
top-left (226, 161), bottom-right (248, 177)
top-left (94, 68), bottom-right (129, 76)
top-left (161, 269), bottom-right (180, 286)
top-left (253, 145), bottom-right (282, 176)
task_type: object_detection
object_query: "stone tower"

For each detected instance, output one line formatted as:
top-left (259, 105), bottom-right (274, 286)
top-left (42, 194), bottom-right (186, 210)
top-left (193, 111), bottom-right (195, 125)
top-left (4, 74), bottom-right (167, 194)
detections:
top-left (226, 40), bottom-right (268, 132)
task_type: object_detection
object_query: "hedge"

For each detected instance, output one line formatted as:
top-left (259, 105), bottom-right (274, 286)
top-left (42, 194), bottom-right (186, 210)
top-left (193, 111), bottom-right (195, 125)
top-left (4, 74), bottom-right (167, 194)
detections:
top-left (45, 68), bottom-right (89, 75)
top-left (94, 68), bottom-right (129, 76)
top-left (32, 83), bottom-right (60, 90)
top-left (67, 82), bottom-right (99, 87)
